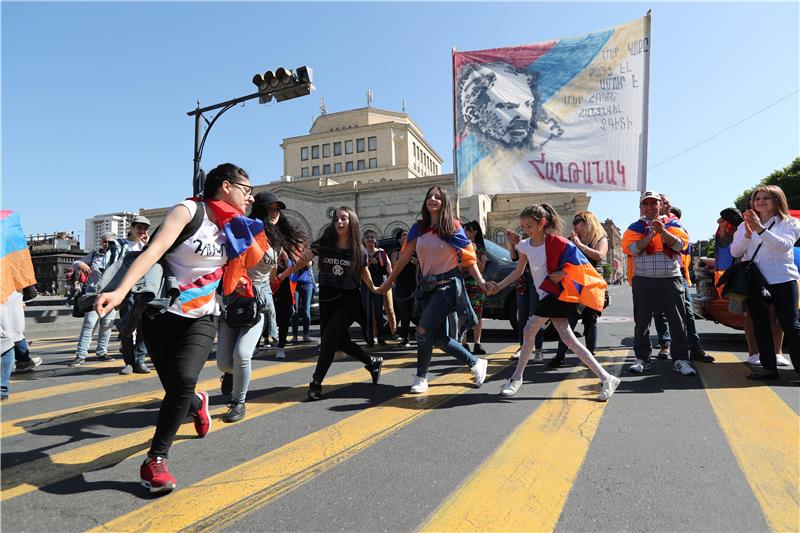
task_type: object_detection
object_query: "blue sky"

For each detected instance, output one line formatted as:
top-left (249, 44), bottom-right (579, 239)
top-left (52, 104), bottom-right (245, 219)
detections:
top-left (3, 2), bottom-right (798, 245)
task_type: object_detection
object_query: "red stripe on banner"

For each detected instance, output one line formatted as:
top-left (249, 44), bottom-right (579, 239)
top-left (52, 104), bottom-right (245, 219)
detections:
top-left (454, 41), bottom-right (558, 71)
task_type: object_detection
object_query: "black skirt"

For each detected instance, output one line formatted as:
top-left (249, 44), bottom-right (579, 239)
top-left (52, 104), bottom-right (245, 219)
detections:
top-left (535, 295), bottom-right (578, 318)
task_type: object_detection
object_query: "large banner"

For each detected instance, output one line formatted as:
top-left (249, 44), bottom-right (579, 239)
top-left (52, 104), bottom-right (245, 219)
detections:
top-left (454, 14), bottom-right (650, 196)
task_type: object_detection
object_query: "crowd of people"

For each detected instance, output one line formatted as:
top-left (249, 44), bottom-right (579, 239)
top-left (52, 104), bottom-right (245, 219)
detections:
top-left (4, 163), bottom-right (797, 496)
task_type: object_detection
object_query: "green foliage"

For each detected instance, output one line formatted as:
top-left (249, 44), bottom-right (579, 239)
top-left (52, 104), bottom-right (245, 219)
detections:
top-left (734, 157), bottom-right (800, 212)
top-left (703, 237), bottom-right (716, 258)
top-left (602, 263), bottom-right (612, 280)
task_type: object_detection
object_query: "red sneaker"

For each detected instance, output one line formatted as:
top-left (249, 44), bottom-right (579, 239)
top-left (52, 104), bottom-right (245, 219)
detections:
top-left (192, 391), bottom-right (211, 437)
top-left (140, 456), bottom-right (176, 494)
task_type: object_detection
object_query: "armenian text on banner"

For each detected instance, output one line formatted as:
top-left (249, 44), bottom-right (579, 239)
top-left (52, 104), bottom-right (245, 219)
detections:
top-left (454, 14), bottom-right (650, 196)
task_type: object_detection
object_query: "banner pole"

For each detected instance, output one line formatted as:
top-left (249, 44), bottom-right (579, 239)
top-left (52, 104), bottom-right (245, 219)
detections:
top-left (639, 10), bottom-right (652, 192)
top-left (451, 47), bottom-right (460, 218)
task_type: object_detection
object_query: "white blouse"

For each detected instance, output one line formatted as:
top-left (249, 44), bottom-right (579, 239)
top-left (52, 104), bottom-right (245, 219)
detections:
top-left (730, 215), bottom-right (800, 285)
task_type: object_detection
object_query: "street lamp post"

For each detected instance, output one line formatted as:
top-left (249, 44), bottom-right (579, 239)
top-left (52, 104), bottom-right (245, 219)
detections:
top-left (186, 66), bottom-right (314, 196)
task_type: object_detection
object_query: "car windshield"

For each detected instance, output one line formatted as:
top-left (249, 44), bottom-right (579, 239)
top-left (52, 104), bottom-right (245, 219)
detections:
top-left (484, 239), bottom-right (513, 264)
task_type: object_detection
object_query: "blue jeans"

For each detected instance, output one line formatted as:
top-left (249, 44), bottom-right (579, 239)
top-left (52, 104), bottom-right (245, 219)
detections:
top-left (415, 280), bottom-right (477, 378)
top-left (292, 281), bottom-right (314, 338)
top-left (14, 338), bottom-right (31, 363)
top-left (1, 347), bottom-right (13, 397)
top-left (217, 311), bottom-right (266, 403)
top-left (121, 320), bottom-right (148, 366)
top-left (517, 277), bottom-right (543, 350)
top-left (654, 277), bottom-right (699, 348)
top-left (75, 309), bottom-right (115, 358)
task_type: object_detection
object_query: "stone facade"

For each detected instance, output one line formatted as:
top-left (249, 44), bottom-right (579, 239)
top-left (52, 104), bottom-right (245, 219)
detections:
top-left (486, 192), bottom-right (591, 244)
top-left (602, 219), bottom-right (625, 283)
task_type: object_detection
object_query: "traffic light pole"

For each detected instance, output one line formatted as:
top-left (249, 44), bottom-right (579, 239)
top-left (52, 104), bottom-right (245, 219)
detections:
top-left (188, 91), bottom-right (262, 196)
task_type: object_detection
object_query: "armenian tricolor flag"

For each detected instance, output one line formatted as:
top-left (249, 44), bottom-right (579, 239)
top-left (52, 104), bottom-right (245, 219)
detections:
top-left (622, 216), bottom-right (689, 284)
top-left (539, 234), bottom-right (607, 312)
top-left (203, 199), bottom-right (269, 298)
top-left (406, 220), bottom-right (478, 267)
top-left (1, 211), bottom-right (36, 304)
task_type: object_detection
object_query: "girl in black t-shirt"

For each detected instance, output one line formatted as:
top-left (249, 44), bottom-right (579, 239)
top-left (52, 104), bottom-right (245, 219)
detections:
top-left (278, 206), bottom-right (383, 401)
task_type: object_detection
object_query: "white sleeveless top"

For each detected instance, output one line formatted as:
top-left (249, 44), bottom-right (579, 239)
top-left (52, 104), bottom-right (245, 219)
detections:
top-left (163, 200), bottom-right (227, 318)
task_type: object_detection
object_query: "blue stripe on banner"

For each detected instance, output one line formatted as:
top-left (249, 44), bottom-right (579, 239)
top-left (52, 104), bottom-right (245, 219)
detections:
top-left (0, 213), bottom-right (29, 259)
top-left (223, 216), bottom-right (265, 261)
top-left (529, 29), bottom-right (614, 103)
top-left (178, 280), bottom-right (221, 303)
top-left (456, 134), bottom-right (490, 187)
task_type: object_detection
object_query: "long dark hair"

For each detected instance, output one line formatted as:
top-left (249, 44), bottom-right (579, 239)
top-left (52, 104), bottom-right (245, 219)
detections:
top-left (315, 206), bottom-right (365, 274)
top-left (420, 186), bottom-right (456, 237)
top-left (249, 205), bottom-right (305, 259)
top-left (519, 203), bottom-right (563, 235)
top-left (204, 163), bottom-right (249, 199)
top-left (464, 220), bottom-right (485, 249)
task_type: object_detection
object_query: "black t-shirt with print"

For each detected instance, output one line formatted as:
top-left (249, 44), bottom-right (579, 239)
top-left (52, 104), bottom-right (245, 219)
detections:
top-left (311, 240), bottom-right (367, 291)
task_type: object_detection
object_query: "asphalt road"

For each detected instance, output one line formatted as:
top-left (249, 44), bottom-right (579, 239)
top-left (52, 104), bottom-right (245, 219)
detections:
top-left (2, 284), bottom-right (798, 532)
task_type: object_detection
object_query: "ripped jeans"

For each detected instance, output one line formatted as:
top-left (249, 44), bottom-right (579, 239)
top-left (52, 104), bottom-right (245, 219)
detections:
top-left (415, 279), bottom-right (477, 379)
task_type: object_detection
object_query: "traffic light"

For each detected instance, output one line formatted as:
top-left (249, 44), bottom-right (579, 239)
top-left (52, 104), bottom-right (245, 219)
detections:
top-left (252, 66), bottom-right (314, 104)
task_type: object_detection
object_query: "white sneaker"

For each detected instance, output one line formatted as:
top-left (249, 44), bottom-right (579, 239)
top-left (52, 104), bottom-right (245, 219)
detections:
top-left (276, 348), bottom-right (286, 360)
top-left (673, 359), bottom-right (696, 376)
top-left (471, 358), bottom-right (488, 387)
top-left (776, 353), bottom-right (791, 366)
top-left (511, 348), bottom-right (521, 360)
top-left (747, 354), bottom-right (761, 366)
top-left (499, 378), bottom-right (522, 397)
top-left (533, 349), bottom-right (544, 363)
top-left (598, 375), bottom-right (620, 402)
top-left (629, 358), bottom-right (645, 373)
top-left (410, 375), bottom-right (428, 394)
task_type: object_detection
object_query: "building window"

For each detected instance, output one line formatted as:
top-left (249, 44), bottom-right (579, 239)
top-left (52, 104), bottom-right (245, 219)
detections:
top-left (323, 164), bottom-right (331, 175)
top-left (357, 159), bottom-right (365, 170)
top-left (322, 144), bottom-right (330, 158)
top-left (334, 162), bottom-right (342, 173)
top-left (495, 230), bottom-right (505, 246)
top-left (312, 166), bottom-right (320, 176)
top-left (311, 145), bottom-right (319, 159)
top-left (356, 138), bottom-right (365, 153)
top-left (345, 140), bottom-right (353, 154)
top-left (333, 142), bottom-right (342, 156)
top-left (369, 158), bottom-right (377, 169)
top-left (300, 147), bottom-right (309, 161)
top-left (345, 161), bottom-right (354, 172)
top-left (301, 167), bottom-right (309, 177)
top-left (368, 136), bottom-right (377, 151)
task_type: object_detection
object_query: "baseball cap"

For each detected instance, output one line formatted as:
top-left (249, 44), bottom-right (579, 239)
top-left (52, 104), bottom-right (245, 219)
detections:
top-left (640, 191), bottom-right (661, 203)
top-left (131, 214), bottom-right (151, 227)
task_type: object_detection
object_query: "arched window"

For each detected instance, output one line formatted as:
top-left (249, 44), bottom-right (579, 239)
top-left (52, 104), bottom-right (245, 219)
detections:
top-left (495, 230), bottom-right (505, 246)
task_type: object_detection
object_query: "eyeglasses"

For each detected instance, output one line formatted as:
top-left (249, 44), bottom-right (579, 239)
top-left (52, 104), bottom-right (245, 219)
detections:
top-left (228, 181), bottom-right (254, 196)
top-left (572, 217), bottom-right (585, 225)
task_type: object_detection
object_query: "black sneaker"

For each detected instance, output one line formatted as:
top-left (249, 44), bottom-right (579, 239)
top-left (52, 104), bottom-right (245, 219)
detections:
top-left (222, 402), bottom-right (246, 423)
top-left (14, 357), bottom-right (42, 373)
top-left (220, 373), bottom-right (233, 396)
top-left (377, 338), bottom-right (388, 347)
top-left (690, 345), bottom-right (715, 363)
top-left (547, 356), bottom-right (565, 369)
top-left (473, 343), bottom-right (487, 355)
top-left (133, 363), bottom-right (151, 374)
top-left (307, 381), bottom-right (322, 401)
top-left (366, 356), bottom-right (383, 385)
top-left (68, 356), bottom-right (85, 367)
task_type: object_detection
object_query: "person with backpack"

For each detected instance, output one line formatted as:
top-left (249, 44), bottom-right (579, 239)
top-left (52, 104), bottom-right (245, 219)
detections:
top-left (94, 163), bottom-right (259, 494)
top-left (117, 216), bottom-right (152, 375)
top-left (70, 232), bottom-right (118, 366)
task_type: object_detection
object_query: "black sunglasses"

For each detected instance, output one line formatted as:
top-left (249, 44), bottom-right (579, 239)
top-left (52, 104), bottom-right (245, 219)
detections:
top-left (573, 217), bottom-right (585, 225)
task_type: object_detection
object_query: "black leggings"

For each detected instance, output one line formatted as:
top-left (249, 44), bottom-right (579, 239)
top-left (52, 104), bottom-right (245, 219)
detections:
top-left (748, 280), bottom-right (800, 373)
top-left (394, 282), bottom-right (415, 341)
top-left (142, 312), bottom-right (217, 457)
top-left (274, 279), bottom-right (293, 348)
top-left (314, 287), bottom-right (372, 384)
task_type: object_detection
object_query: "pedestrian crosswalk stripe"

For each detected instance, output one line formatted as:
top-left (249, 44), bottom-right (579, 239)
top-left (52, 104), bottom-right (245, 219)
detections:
top-left (421, 351), bottom-right (627, 533)
top-left (87, 347), bottom-right (517, 533)
top-left (1, 354), bottom-right (419, 501)
top-left (0, 360), bottom-right (318, 439)
top-left (697, 351), bottom-right (800, 533)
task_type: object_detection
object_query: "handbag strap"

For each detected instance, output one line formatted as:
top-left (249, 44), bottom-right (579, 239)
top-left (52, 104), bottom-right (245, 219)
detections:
top-left (748, 220), bottom-right (776, 262)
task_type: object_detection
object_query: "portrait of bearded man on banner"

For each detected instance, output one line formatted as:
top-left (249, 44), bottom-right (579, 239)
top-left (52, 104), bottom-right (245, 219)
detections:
top-left (457, 61), bottom-right (564, 152)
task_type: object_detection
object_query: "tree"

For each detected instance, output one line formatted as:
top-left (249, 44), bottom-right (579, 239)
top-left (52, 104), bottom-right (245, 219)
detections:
top-left (734, 157), bottom-right (800, 212)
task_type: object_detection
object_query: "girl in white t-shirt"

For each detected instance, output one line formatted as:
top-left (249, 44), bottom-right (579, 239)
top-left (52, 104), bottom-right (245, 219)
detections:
top-left (95, 163), bottom-right (255, 495)
top-left (486, 204), bottom-right (619, 401)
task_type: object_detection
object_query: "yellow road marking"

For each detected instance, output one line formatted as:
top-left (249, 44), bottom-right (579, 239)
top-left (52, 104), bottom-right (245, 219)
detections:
top-left (0, 360), bottom-right (317, 439)
top-left (1, 354), bottom-right (419, 501)
top-left (698, 351), bottom-right (800, 532)
top-left (88, 347), bottom-right (517, 533)
top-left (421, 351), bottom-right (627, 533)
